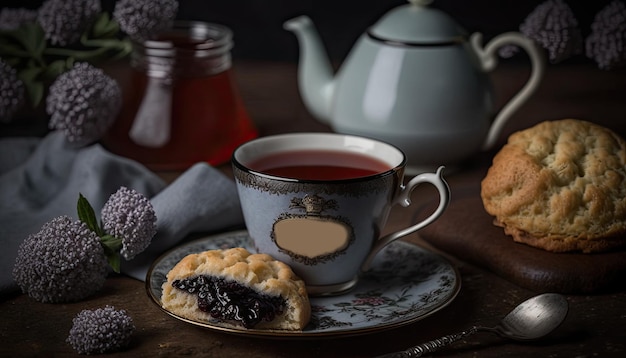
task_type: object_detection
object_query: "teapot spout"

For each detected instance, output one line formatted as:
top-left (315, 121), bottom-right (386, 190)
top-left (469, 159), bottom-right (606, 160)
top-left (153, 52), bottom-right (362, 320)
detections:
top-left (284, 16), bottom-right (335, 123)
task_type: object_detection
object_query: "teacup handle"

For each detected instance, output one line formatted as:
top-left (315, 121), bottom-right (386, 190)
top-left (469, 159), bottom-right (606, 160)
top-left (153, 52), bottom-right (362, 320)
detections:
top-left (361, 166), bottom-right (450, 271)
top-left (471, 32), bottom-right (546, 151)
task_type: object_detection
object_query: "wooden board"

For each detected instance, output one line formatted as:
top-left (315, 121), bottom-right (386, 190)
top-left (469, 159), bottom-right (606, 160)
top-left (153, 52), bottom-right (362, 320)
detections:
top-left (417, 186), bottom-right (626, 293)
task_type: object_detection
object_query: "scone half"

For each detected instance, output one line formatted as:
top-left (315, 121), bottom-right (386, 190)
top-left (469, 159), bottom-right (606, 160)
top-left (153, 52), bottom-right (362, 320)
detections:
top-left (161, 247), bottom-right (311, 330)
top-left (481, 119), bottom-right (626, 253)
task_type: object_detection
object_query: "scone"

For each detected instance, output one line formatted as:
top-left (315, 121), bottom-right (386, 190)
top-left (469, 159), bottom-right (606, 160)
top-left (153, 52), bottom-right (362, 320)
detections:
top-left (161, 247), bottom-right (310, 330)
top-left (481, 119), bottom-right (626, 253)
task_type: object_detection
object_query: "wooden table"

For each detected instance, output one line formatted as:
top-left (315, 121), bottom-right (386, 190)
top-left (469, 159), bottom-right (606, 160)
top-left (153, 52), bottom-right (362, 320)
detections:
top-left (2, 61), bottom-right (625, 357)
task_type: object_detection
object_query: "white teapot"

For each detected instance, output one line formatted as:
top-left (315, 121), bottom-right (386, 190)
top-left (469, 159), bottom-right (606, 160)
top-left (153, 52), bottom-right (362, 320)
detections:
top-left (284, 0), bottom-right (545, 172)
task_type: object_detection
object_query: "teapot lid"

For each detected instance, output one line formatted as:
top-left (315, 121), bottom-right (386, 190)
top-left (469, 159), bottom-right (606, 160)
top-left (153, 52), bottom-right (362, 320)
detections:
top-left (368, 0), bottom-right (467, 44)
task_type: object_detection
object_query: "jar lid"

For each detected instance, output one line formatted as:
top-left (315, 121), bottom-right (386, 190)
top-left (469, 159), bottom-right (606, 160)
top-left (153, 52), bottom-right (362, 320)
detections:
top-left (368, 0), bottom-right (467, 45)
top-left (132, 21), bottom-right (233, 78)
top-left (140, 21), bottom-right (233, 58)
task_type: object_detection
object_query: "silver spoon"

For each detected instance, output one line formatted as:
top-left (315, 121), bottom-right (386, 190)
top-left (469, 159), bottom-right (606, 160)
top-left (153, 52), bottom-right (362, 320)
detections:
top-left (375, 293), bottom-right (569, 358)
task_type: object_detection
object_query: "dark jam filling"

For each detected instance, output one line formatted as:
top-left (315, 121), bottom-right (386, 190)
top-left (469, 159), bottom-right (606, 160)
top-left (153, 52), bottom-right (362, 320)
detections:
top-left (172, 275), bottom-right (286, 328)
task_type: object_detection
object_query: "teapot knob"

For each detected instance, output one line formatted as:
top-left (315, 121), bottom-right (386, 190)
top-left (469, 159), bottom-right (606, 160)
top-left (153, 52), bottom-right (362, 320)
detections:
top-left (409, 0), bottom-right (434, 5)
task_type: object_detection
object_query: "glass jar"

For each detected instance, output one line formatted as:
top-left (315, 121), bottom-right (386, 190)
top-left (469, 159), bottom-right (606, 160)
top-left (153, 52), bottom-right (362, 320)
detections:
top-left (103, 21), bottom-right (257, 171)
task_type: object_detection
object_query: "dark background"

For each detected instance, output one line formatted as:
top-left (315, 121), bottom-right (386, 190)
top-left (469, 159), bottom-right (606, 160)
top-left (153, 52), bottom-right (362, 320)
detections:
top-left (1, 0), bottom-right (616, 63)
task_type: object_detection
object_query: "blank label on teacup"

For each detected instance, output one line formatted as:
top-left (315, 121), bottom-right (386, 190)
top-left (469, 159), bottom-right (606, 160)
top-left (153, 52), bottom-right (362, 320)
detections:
top-left (248, 149), bottom-right (390, 180)
top-left (273, 217), bottom-right (351, 258)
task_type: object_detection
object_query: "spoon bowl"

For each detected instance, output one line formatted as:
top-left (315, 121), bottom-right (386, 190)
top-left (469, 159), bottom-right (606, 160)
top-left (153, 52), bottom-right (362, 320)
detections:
top-left (376, 293), bottom-right (569, 358)
top-left (495, 293), bottom-right (569, 341)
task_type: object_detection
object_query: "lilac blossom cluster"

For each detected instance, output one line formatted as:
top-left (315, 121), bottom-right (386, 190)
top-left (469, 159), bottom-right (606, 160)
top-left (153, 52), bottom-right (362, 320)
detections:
top-left (12, 216), bottom-right (109, 303)
top-left (0, 0), bottom-right (179, 128)
top-left (113, 0), bottom-right (179, 42)
top-left (67, 306), bottom-right (135, 354)
top-left (46, 62), bottom-right (122, 145)
top-left (586, 0), bottom-right (626, 70)
top-left (37, 0), bottom-right (101, 46)
top-left (101, 186), bottom-right (157, 261)
top-left (12, 188), bottom-right (156, 303)
top-left (0, 59), bottom-right (25, 123)
top-left (499, 0), bottom-right (625, 70)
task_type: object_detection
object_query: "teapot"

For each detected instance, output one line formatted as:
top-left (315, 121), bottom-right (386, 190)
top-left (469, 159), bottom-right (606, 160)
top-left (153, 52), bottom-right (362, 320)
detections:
top-left (284, 0), bottom-right (545, 172)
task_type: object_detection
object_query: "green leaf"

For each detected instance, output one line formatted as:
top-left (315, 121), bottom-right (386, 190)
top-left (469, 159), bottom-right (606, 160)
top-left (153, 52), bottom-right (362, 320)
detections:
top-left (77, 193), bottom-right (105, 237)
top-left (100, 234), bottom-right (123, 273)
top-left (0, 23), bottom-right (46, 68)
top-left (91, 12), bottom-right (119, 39)
top-left (17, 66), bottom-right (43, 82)
top-left (66, 56), bottom-right (75, 69)
top-left (106, 252), bottom-right (121, 273)
top-left (42, 59), bottom-right (69, 79)
top-left (15, 22), bottom-right (45, 58)
top-left (100, 234), bottom-right (123, 253)
top-left (17, 66), bottom-right (45, 106)
top-left (0, 39), bottom-right (29, 57)
top-left (21, 79), bottom-right (44, 107)
top-left (0, 56), bottom-right (20, 68)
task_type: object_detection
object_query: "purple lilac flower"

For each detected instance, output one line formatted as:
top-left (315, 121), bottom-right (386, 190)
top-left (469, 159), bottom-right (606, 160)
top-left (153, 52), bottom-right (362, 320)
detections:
top-left (0, 59), bottom-right (25, 123)
top-left (586, 0), bottom-right (626, 70)
top-left (499, 0), bottom-right (582, 63)
top-left (46, 62), bottom-right (121, 145)
top-left (67, 306), bottom-right (135, 354)
top-left (12, 216), bottom-right (109, 303)
top-left (37, 0), bottom-right (101, 46)
top-left (0, 8), bottom-right (38, 30)
top-left (113, 0), bottom-right (179, 42)
top-left (101, 187), bottom-right (157, 260)
top-left (522, 0), bottom-right (582, 63)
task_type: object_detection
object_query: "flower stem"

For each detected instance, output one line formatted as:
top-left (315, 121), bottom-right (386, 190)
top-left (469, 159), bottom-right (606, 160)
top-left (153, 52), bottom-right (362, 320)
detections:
top-left (43, 42), bottom-right (130, 62)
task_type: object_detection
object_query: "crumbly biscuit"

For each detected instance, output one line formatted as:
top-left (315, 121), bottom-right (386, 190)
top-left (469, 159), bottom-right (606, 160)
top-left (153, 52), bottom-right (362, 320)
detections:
top-left (481, 119), bottom-right (626, 253)
top-left (161, 247), bottom-right (310, 330)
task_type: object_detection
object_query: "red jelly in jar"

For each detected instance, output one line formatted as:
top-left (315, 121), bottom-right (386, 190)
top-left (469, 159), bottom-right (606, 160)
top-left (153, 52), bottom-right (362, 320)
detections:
top-left (103, 21), bottom-right (257, 170)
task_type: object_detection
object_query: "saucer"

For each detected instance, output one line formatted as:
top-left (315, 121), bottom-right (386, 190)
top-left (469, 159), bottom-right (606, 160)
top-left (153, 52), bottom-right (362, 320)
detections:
top-left (146, 230), bottom-right (461, 338)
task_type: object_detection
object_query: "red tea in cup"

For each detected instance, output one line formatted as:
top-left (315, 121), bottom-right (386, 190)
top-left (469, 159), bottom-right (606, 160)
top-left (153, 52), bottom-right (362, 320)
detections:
top-left (247, 149), bottom-right (391, 180)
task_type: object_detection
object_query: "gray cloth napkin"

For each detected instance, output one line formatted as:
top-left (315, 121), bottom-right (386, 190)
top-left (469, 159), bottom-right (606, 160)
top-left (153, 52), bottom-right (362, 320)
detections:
top-left (0, 131), bottom-right (245, 295)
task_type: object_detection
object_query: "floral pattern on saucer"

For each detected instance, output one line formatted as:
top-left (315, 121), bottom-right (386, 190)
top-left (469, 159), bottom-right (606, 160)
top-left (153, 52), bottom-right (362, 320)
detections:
top-left (146, 230), bottom-right (460, 338)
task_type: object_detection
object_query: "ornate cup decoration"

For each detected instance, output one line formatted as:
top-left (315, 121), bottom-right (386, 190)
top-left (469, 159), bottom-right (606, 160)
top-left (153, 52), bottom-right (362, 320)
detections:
top-left (272, 194), bottom-right (354, 265)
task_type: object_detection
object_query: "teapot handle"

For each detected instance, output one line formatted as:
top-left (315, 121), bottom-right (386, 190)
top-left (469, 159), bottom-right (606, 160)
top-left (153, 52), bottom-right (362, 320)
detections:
top-left (471, 32), bottom-right (546, 150)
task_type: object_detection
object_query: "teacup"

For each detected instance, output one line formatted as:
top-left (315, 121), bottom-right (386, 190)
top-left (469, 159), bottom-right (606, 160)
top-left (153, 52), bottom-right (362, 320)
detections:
top-left (232, 133), bottom-right (450, 295)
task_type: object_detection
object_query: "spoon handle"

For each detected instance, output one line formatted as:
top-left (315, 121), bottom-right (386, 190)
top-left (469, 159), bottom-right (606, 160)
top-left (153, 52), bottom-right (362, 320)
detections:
top-left (375, 326), bottom-right (480, 358)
